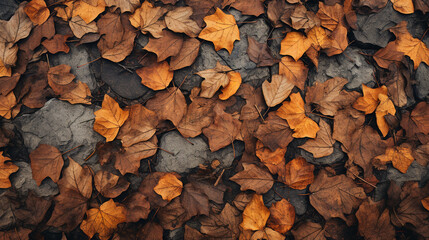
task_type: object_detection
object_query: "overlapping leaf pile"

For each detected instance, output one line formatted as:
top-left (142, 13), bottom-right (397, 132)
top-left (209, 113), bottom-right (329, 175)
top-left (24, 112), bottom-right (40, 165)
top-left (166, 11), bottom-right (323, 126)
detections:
top-left (0, 0), bottom-right (429, 239)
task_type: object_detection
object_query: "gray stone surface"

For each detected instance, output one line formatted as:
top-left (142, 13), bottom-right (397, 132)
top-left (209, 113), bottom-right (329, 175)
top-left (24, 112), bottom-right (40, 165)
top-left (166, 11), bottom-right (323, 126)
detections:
top-left (299, 142), bottom-right (345, 165)
top-left (14, 99), bottom-right (103, 164)
top-left (415, 63), bottom-right (429, 100)
top-left (156, 131), bottom-right (243, 174)
top-left (265, 183), bottom-right (308, 215)
top-left (387, 161), bottom-right (429, 186)
top-left (10, 162), bottom-right (59, 197)
top-left (0, 0), bottom-right (18, 21)
top-left (308, 47), bottom-right (375, 90)
top-left (50, 44), bottom-right (97, 91)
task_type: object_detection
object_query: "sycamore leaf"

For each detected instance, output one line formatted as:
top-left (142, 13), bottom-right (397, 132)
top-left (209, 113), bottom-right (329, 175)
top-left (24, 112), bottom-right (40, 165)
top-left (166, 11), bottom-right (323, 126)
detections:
top-left (145, 87), bottom-right (186, 127)
top-left (241, 194), bottom-right (270, 231)
top-left (391, 0), bottom-right (414, 14)
top-left (154, 173), bottom-right (183, 201)
top-left (299, 120), bottom-right (335, 158)
top-left (262, 74), bottom-right (294, 107)
top-left (280, 31), bottom-right (311, 61)
top-left (316, 2), bottom-right (343, 31)
top-left (80, 199), bottom-right (127, 240)
top-left (0, 152), bottom-right (18, 188)
top-left (144, 30), bottom-right (183, 62)
top-left (29, 144), bottom-right (64, 186)
top-left (375, 94), bottom-right (396, 137)
top-left (170, 37), bottom-right (200, 70)
top-left (278, 56), bottom-right (308, 90)
top-left (267, 199), bottom-right (295, 234)
top-left (279, 157), bottom-right (314, 189)
top-left (137, 61), bottom-right (174, 91)
top-left (129, 1), bottom-right (167, 38)
top-left (94, 95), bottom-right (130, 142)
top-left (24, 0), bottom-right (50, 25)
top-left (373, 144), bottom-right (414, 173)
top-left (0, 3), bottom-right (33, 44)
top-left (230, 163), bottom-right (274, 194)
top-left (0, 91), bottom-right (17, 119)
top-left (353, 84), bottom-right (388, 114)
top-left (165, 7), bottom-right (201, 37)
top-left (94, 170), bottom-right (130, 198)
top-left (198, 8), bottom-right (240, 54)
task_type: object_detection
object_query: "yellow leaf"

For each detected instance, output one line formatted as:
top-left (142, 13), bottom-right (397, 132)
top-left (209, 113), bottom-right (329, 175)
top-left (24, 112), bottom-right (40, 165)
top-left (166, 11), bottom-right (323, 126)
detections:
top-left (0, 152), bottom-right (19, 188)
top-left (198, 8), bottom-right (240, 54)
top-left (374, 144), bottom-right (414, 173)
top-left (391, 0), bottom-right (414, 14)
top-left (280, 32), bottom-right (311, 61)
top-left (307, 26), bottom-right (331, 49)
top-left (137, 61), bottom-right (174, 91)
top-left (375, 94), bottom-right (396, 137)
top-left (24, 0), bottom-right (50, 25)
top-left (241, 194), bottom-right (270, 231)
top-left (0, 92), bottom-right (16, 119)
top-left (353, 84), bottom-right (388, 114)
top-left (74, 0), bottom-right (106, 24)
top-left (219, 71), bottom-right (242, 100)
top-left (80, 199), bottom-right (126, 240)
top-left (94, 95), bottom-right (129, 142)
top-left (153, 173), bottom-right (183, 201)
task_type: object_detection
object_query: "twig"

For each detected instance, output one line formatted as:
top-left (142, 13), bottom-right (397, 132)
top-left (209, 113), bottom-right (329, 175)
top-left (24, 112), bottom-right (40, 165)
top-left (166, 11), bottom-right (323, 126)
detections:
top-left (254, 104), bottom-right (265, 123)
top-left (84, 148), bottom-right (96, 161)
top-left (62, 145), bottom-right (83, 155)
top-left (351, 172), bottom-right (377, 188)
top-left (158, 147), bottom-right (174, 155)
top-left (214, 169), bottom-right (225, 187)
top-left (77, 57), bottom-right (101, 68)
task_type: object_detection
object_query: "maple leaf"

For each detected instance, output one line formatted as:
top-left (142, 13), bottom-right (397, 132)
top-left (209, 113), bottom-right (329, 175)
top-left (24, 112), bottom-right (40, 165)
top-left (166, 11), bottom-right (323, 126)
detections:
top-left (277, 92), bottom-right (320, 138)
top-left (332, 108), bottom-right (365, 151)
top-left (290, 5), bottom-right (320, 31)
top-left (94, 170), bottom-right (130, 198)
top-left (42, 34), bottom-right (71, 54)
top-left (73, 0), bottom-right (106, 24)
top-left (198, 8), bottom-right (240, 54)
top-left (307, 26), bottom-right (332, 50)
top-left (262, 74), bottom-right (294, 107)
top-left (278, 56), bottom-right (308, 90)
top-left (80, 199), bottom-right (127, 240)
top-left (400, 102), bottom-right (429, 140)
top-left (24, 0), bottom-right (50, 25)
top-left (280, 31), bottom-right (311, 61)
top-left (241, 194), bottom-right (270, 231)
top-left (137, 61), bottom-right (174, 91)
top-left (299, 120), bottom-right (335, 158)
top-left (170, 37), bottom-right (200, 70)
top-left (60, 81), bottom-right (92, 105)
top-left (129, 1), bottom-right (167, 38)
top-left (247, 36), bottom-right (279, 67)
top-left (197, 61), bottom-right (241, 99)
top-left (324, 22), bottom-right (348, 56)
top-left (94, 95), bottom-right (130, 142)
top-left (144, 30), bottom-right (183, 62)
top-left (29, 144), bottom-right (64, 186)
top-left (256, 140), bottom-right (286, 173)
top-left (267, 199), bottom-right (295, 234)
top-left (373, 143), bottom-right (414, 173)
top-left (165, 7), bottom-right (201, 37)
top-left (230, 163), bottom-right (274, 194)
top-left (353, 84), bottom-right (388, 114)
top-left (0, 152), bottom-right (18, 188)
top-left (0, 92), bottom-right (17, 119)
top-left (279, 157), bottom-right (315, 189)
top-left (145, 87), bottom-right (186, 127)
top-left (154, 173), bottom-right (183, 201)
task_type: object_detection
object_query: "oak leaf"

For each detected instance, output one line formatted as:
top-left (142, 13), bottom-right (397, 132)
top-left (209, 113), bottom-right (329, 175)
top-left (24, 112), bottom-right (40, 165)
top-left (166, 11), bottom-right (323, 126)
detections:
top-left (373, 144), bottom-right (414, 173)
top-left (262, 74), bottom-right (294, 107)
top-left (154, 173), bottom-right (183, 201)
top-left (375, 93), bottom-right (396, 136)
top-left (299, 120), bottom-right (335, 158)
top-left (241, 194), bottom-right (270, 231)
top-left (230, 163), bottom-right (274, 194)
top-left (170, 37), bottom-right (200, 70)
top-left (267, 199), bottom-right (295, 234)
top-left (0, 152), bottom-right (18, 188)
top-left (0, 3), bottom-right (33, 44)
top-left (24, 0), bottom-right (50, 25)
top-left (94, 170), bottom-right (130, 198)
top-left (278, 56), bottom-right (308, 90)
top-left (200, 203), bottom-right (241, 239)
top-left (0, 92), bottom-right (17, 119)
top-left (94, 95), bottom-right (130, 142)
top-left (144, 30), bottom-right (183, 62)
top-left (255, 112), bottom-right (294, 151)
top-left (279, 157), bottom-right (314, 189)
top-left (247, 36), bottom-right (279, 67)
top-left (280, 31), bottom-right (311, 61)
top-left (165, 7), bottom-right (201, 37)
top-left (80, 199), bottom-right (127, 240)
top-left (29, 144), bottom-right (64, 186)
top-left (316, 2), bottom-right (344, 31)
top-left (353, 84), bottom-right (388, 114)
top-left (137, 61), bottom-right (174, 91)
top-left (129, 1), bottom-right (167, 38)
top-left (198, 8), bottom-right (240, 54)
top-left (145, 87), bottom-right (186, 127)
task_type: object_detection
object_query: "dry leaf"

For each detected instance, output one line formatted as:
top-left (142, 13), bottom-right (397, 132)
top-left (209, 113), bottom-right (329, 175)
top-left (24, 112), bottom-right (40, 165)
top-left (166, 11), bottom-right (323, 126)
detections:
top-left (255, 112), bottom-right (294, 151)
top-left (115, 136), bottom-right (158, 175)
top-left (0, 3), bottom-right (33, 44)
top-left (180, 182), bottom-right (209, 217)
top-left (94, 95), bottom-right (130, 142)
top-left (0, 152), bottom-right (18, 188)
top-left (42, 34), bottom-right (70, 54)
top-left (144, 30), bottom-right (183, 62)
top-left (392, 0), bottom-right (414, 14)
top-left (290, 5), bottom-right (320, 31)
top-left (177, 95), bottom-right (216, 138)
top-left (278, 56), bottom-right (308, 90)
top-left (333, 108), bottom-right (365, 151)
top-left (299, 120), bottom-right (335, 158)
top-left (158, 197), bottom-right (190, 230)
top-left (129, 1), bottom-right (167, 38)
top-left (197, 61), bottom-right (234, 99)
top-left (165, 7), bottom-right (201, 37)
top-left (200, 203), bottom-right (241, 239)
top-left (241, 194), bottom-right (270, 231)
top-left (69, 16), bottom-right (98, 39)
top-left (375, 93), bottom-right (396, 136)
top-left (230, 163), bottom-right (274, 194)
top-left (251, 228), bottom-right (285, 240)
top-left (373, 41), bottom-right (404, 69)
top-left (353, 84), bottom-right (388, 114)
top-left (262, 74), bottom-right (294, 107)
top-left (104, 0), bottom-right (140, 13)
top-left (98, 29), bottom-right (136, 63)
top-left (137, 61), bottom-right (174, 91)
top-left (94, 170), bottom-right (130, 198)
top-left (231, 0), bottom-right (265, 16)
top-left (316, 2), bottom-right (344, 31)
top-left (247, 36), bottom-right (279, 67)
top-left (267, 199), bottom-right (295, 234)
top-left (60, 81), bottom-right (92, 105)
top-left (219, 71), bottom-right (242, 100)
top-left (80, 199), bottom-right (127, 240)
top-left (355, 199), bottom-right (396, 240)
top-left (145, 87), bottom-right (186, 127)
top-left (292, 222), bottom-right (326, 240)
top-left (24, 0), bottom-right (50, 25)
top-left (256, 140), bottom-right (286, 168)
top-left (198, 8), bottom-right (240, 54)
top-left (280, 32), bottom-right (311, 61)
top-left (324, 22), bottom-right (348, 56)
top-left (74, 0), bottom-right (106, 24)
top-left (170, 37), bottom-right (200, 70)
top-left (373, 144), bottom-right (414, 173)
top-left (0, 92), bottom-right (17, 119)
top-left (29, 144), bottom-right (64, 186)
top-left (154, 173), bottom-right (183, 201)
top-left (124, 192), bottom-right (150, 222)
top-left (279, 157), bottom-right (314, 189)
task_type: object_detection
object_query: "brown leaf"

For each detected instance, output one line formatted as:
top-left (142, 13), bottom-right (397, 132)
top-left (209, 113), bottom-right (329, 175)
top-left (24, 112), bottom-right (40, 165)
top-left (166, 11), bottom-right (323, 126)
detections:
top-left (15, 61), bottom-right (50, 109)
top-left (98, 29), bottom-right (136, 63)
top-left (144, 30), bottom-right (183, 62)
top-left (280, 31), bottom-right (311, 61)
top-left (247, 37), bottom-right (279, 67)
top-left (29, 144), bottom-right (64, 186)
top-left (129, 1), bottom-right (167, 38)
top-left (42, 34), bottom-right (70, 54)
top-left (414, 143), bottom-right (429, 166)
top-left (177, 95), bottom-right (216, 138)
top-left (165, 7), bottom-right (201, 37)
top-left (0, 152), bottom-right (18, 188)
top-left (267, 0), bottom-right (292, 28)
top-left (373, 41), bottom-right (404, 69)
top-left (97, 12), bottom-right (127, 47)
top-left (375, 93), bottom-right (396, 137)
top-left (279, 157), bottom-right (314, 189)
top-left (138, 172), bottom-right (171, 208)
top-left (94, 170), bottom-right (130, 198)
top-left (117, 104), bottom-right (158, 148)
top-left (94, 95), bottom-right (130, 142)
top-left (0, 92), bottom-right (17, 120)
top-left (256, 140), bottom-right (286, 173)
top-left (180, 182), bottom-right (209, 217)
top-left (403, 102), bottom-right (429, 136)
top-left (69, 16), bottom-right (98, 39)
top-left (0, 42), bottom-right (18, 68)
top-left (0, 74), bottom-right (20, 96)
top-left (316, 2), bottom-right (344, 31)
top-left (324, 23), bottom-right (348, 56)
top-left (145, 87), bottom-right (186, 127)
top-left (200, 203), bottom-right (241, 239)
top-left (230, 163), bottom-right (274, 194)
top-left (47, 64), bottom-right (75, 87)
top-left (137, 61), bottom-right (174, 90)
top-left (154, 173), bottom-right (183, 201)
top-left (124, 192), bottom-right (150, 222)
top-left (197, 61), bottom-right (237, 99)
top-left (353, 84), bottom-right (388, 114)
top-left (373, 143), bottom-right (414, 173)
top-left (241, 194), bottom-right (270, 231)
top-left (15, 191), bottom-right (51, 226)
top-left (231, 0), bottom-right (264, 16)
top-left (115, 136), bottom-right (158, 175)
top-left (138, 222), bottom-right (163, 240)
top-left (170, 37), bottom-right (200, 70)
top-left (309, 170), bottom-right (366, 221)
top-left (158, 197), bottom-right (190, 230)
top-left (356, 199), bottom-right (396, 240)
top-left (0, 3), bottom-right (33, 44)
top-left (267, 199), bottom-right (295, 234)
top-left (262, 74), bottom-right (294, 107)
top-left (278, 56), bottom-right (308, 90)
top-left (59, 81), bottom-right (92, 105)
top-left (237, 84), bottom-right (267, 120)
top-left (290, 5), bottom-right (321, 31)
top-left (292, 222), bottom-right (326, 240)
top-left (299, 120), bottom-right (335, 158)
top-left (255, 112), bottom-right (293, 151)
top-left (332, 108), bottom-right (365, 151)
top-left (104, 0), bottom-right (140, 13)
top-left (24, 0), bottom-right (50, 25)
top-left (0, 228), bottom-right (32, 240)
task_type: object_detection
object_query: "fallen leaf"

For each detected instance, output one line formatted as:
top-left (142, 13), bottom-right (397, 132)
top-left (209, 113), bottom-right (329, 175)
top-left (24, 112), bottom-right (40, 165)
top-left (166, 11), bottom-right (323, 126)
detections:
top-left (241, 194), bottom-right (270, 231)
top-left (307, 26), bottom-right (332, 50)
top-left (165, 7), bottom-right (201, 37)
top-left (0, 92), bottom-right (17, 119)
top-left (267, 199), bottom-right (295, 234)
top-left (80, 199), bottom-right (127, 240)
top-left (154, 173), bottom-right (183, 201)
top-left (177, 95), bottom-right (216, 138)
top-left (69, 16), bottom-right (98, 39)
top-left (137, 61), bottom-right (174, 91)
top-left (0, 228), bottom-right (32, 240)
top-left (292, 222), bottom-right (326, 240)
top-left (96, 12), bottom-right (127, 47)
top-left (200, 203), bottom-right (241, 239)
top-left (198, 8), bottom-right (240, 54)
top-left (237, 84), bottom-right (267, 120)
top-left (144, 30), bottom-right (183, 62)
top-left (373, 144), bottom-right (414, 173)
top-left (115, 136), bottom-right (158, 175)
top-left (138, 222), bottom-right (164, 240)
top-left (332, 108), bottom-right (365, 151)
top-left (262, 74), bottom-right (294, 107)
top-left (279, 157), bottom-right (314, 189)
top-left (14, 191), bottom-right (52, 226)
top-left (391, 0), bottom-right (415, 14)
top-left (138, 172), bottom-right (171, 208)
top-left (256, 140), bottom-right (286, 168)
top-left (197, 61), bottom-right (236, 99)
top-left (247, 37), bottom-right (278, 67)
top-left (255, 112), bottom-right (294, 151)
top-left (0, 42), bottom-right (18, 68)
top-left (29, 144), bottom-right (64, 186)
top-left (170, 37), bottom-right (200, 70)
top-left (104, 0), bottom-right (140, 13)
top-left (124, 192), bottom-right (151, 222)
top-left (42, 34), bottom-right (70, 54)
top-left (0, 152), bottom-right (18, 188)
top-left (353, 84), bottom-right (388, 114)
top-left (97, 29), bottom-right (136, 63)
top-left (129, 1), bottom-right (167, 38)
top-left (278, 56), bottom-right (308, 90)
top-left (231, 0), bottom-right (265, 16)
top-left (316, 2), bottom-right (344, 31)
top-left (414, 144), bottom-right (429, 166)
top-left (94, 170), bottom-right (130, 198)
top-left (309, 170), bottom-right (366, 221)
top-left (422, 197), bottom-right (429, 211)
top-left (0, 59), bottom-right (12, 77)
top-left (324, 22), bottom-right (348, 56)
top-left (145, 87), bottom-right (186, 127)
top-left (375, 93), bottom-right (396, 136)
top-left (158, 197), bottom-right (190, 230)
top-left (356, 199), bottom-right (396, 240)
top-left (219, 71), bottom-right (242, 100)
top-left (0, 3), bottom-right (33, 44)
top-left (280, 31), bottom-right (311, 61)
top-left (373, 41), bottom-right (404, 69)
top-left (299, 120), bottom-right (335, 158)
top-left (180, 182), bottom-right (209, 217)
top-left (251, 227), bottom-right (285, 240)
top-left (400, 102), bottom-right (429, 140)
top-left (74, 0), bottom-right (106, 24)
top-left (290, 5), bottom-right (320, 31)
top-left (16, 61), bottom-right (50, 109)
top-left (59, 81), bottom-right (92, 105)
top-left (24, 0), bottom-right (50, 25)
top-left (230, 163), bottom-right (274, 194)
top-left (94, 94), bottom-right (130, 142)
top-left (47, 64), bottom-right (75, 87)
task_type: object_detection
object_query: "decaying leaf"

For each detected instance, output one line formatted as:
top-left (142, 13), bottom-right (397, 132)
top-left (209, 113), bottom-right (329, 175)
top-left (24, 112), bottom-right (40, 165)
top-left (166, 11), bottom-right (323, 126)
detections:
top-left (267, 199), bottom-right (295, 234)
top-left (154, 173), bottom-right (183, 201)
top-left (129, 1), bottom-right (167, 38)
top-left (165, 7), bottom-right (201, 37)
top-left (255, 112), bottom-right (294, 151)
top-left (94, 95), bottom-right (130, 142)
top-left (29, 144), bottom-right (64, 186)
top-left (356, 199), bottom-right (396, 240)
top-left (279, 157), bottom-right (314, 189)
top-left (230, 163), bottom-right (274, 194)
top-left (170, 37), bottom-right (200, 70)
top-left (241, 194), bottom-right (270, 231)
top-left (145, 87), bottom-right (186, 127)
top-left (144, 30), bottom-right (183, 62)
top-left (94, 170), bottom-right (130, 198)
top-left (247, 37), bottom-right (279, 67)
top-left (200, 203), bottom-right (241, 239)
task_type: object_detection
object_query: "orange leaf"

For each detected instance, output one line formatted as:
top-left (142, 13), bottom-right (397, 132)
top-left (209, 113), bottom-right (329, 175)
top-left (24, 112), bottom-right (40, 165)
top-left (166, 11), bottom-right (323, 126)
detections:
top-left (154, 173), bottom-right (183, 201)
top-left (262, 74), bottom-right (294, 107)
top-left (241, 194), bottom-right (270, 231)
top-left (256, 140), bottom-right (286, 166)
top-left (316, 2), bottom-right (344, 31)
top-left (24, 0), bottom-right (50, 25)
top-left (60, 81), bottom-right (92, 105)
top-left (280, 32), bottom-right (311, 61)
top-left (251, 228), bottom-right (285, 240)
top-left (375, 94), bottom-right (396, 137)
top-left (74, 0), bottom-right (106, 24)
top-left (129, 1), bottom-right (167, 38)
top-left (307, 26), bottom-right (331, 49)
top-left (0, 92), bottom-right (17, 119)
top-left (391, 0), bottom-right (414, 14)
top-left (29, 144), bottom-right (64, 186)
top-left (197, 61), bottom-right (235, 99)
top-left (94, 95), bottom-right (130, 142)
top-left (353, 84), bottom-right (388, 114)
top-left (219, 71), bottom-right (242, 100)
top-left (0, 59), bottom-right (12, 77)
top-left (137, 61), bottom-right (174, 91)
top-left (170, 37), bottom-right (200, 70)
top-left (278, 56), bottom-right (308, 90)
top-left (374, 144), bottom-right (414, 173)
top-left (422, 197), bottom-right (429, 211)
top-left (145, 87), bottom-right (186, 127)
top-left (198, 8), bottom-right (240, 54)
top-left (0, 151), bottom-right (18, 188)
top-left (279, 157), bottom-right (314, 189)
top-left (324, 23), bottom-right (348, 56)
top-left (80, 199), bottom-right (126, 240)
top-left (267, 199), bottom-right (295, 234)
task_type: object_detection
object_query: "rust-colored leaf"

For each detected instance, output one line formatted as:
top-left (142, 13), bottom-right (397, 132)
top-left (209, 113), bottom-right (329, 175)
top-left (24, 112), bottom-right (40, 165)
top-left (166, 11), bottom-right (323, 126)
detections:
top-left (129, 1), bottom-right (167, 38)
top-left (373, 143), bottom-right (414, 173)
top-left (230, 163), bottom-right (274, 194)
top-left (137, 61), bottom-right (174, 91)
top-left (267, 199), bottom-right (295, 234)
top-left (24, 0), bottom-right (50, 25)
top-left (165, 7), bottom-right (201, 37)
top-left (94, 170), bottom-right (130, 198)
top-left (94, 95), bottom-right (130, 142)
top-left (299, 120), bottom-right (335, 158)
top-left (241, 194), bottom-right (270, 231)
top-left (262, 74), bottom-right (294, 107)
top-left (170, 37), bottom-right (200, 70)
top-left (247, 37), bottom-right (279, 67)
top-left (42, 34), bottom-right (70, 54)
top-left (353, 84), bottom-right (388, 114)
top-left (278, 56), bottom-right (308, 90)
top-left (145, 87), bottom-right (186, 127)
top-left (154, 173), bottom-right (183, 201)
top-left (279, 157), bottom-right (314, 189)
top-left (29, 144), bottom-right (64, 186)
top-left (0, 92), bottom-right (17, 119)
top-left (0, 152), bottom-right (18, 188)
top-left (280, 31), bottom-right (311, 61)
top-left (144, 30), bottom-right (183, 62)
